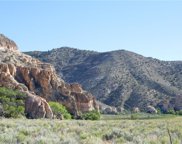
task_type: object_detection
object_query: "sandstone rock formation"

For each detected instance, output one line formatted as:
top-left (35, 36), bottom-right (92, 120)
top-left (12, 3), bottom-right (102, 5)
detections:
top-left (0, 34), bottom-right (18, 51)
top-left (25, 92), bottom-right (53, 119)
top-left (0, 34), bottom-right (98, 118)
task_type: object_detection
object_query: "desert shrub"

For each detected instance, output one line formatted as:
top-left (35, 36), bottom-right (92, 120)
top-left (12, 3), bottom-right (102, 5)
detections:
top-left (82, 110), bottom-right (100, 120)
top-left (48, 101), bottom-right (71, 119)
top-left (157, 108), bottom-right (162, 114)
top-left (0, 87), bottom-right (26, 118)
top-left (176, 110), bottom-right (182, 115)
top-left (130, 114), bottom-right (137, 120)
top-left (166, 109), bottom-right (176, 115)
top-left (130, 113), bottom-right (141, 120)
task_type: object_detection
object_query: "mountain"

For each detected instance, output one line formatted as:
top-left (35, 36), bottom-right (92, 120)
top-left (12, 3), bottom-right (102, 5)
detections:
top-left (26, 47), bottom-right (182, 112)
top-left (0, 34), bottom-right (98, 118)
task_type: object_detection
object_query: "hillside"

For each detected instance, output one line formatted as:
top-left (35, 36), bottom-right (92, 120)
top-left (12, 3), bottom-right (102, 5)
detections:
top-left (0, 34), bottom-right (98, 118)
top-left (27, 47), bottom-right (182, 112)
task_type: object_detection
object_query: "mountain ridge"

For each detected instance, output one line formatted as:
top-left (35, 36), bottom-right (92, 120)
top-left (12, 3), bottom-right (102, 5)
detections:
top-left (26, 47), bottom-right (182, 112)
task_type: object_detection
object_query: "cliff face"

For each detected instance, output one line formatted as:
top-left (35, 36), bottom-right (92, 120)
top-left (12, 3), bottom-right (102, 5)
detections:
top-left (0, 34), bottom-right (98, 118)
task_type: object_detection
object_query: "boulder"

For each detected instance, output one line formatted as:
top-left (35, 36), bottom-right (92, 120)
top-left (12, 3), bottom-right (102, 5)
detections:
top-left (132, 107), bottom-right (140, 113)
top-left (25, 93), bottom-right (53, 119)
top-left (146, 106), bottom-right (157, 114)
top-left (102, 107), bottom-right (118, 114)
top-left (97, 101), bottom-right (118, 114)
top-left (116, 107), bottom-right (125, 113)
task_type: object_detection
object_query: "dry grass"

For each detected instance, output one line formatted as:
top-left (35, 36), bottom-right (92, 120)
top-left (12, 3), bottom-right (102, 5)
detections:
top-left (0, 116), bottom-right (182, 144)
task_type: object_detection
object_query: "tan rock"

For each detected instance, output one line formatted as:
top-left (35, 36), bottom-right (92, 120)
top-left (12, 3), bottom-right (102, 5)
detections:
top-left (0, 34), bottom-right (18, 51)
top-left (8, 63), bottom-right (16, 76)
top-left (66, 83), bottom-right (83, 93)
top-left (25, 92), bottom-right (53, 119)
top-left (133, 107), bottom-right (140, 113)
top-left (16, 66), bottom-right (99, 116)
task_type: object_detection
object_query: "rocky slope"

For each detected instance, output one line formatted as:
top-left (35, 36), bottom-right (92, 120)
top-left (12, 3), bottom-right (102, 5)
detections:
top-left (0, 34), bottom-right (98, 118)
top-left (0, 34), bottom-right (18, 51)
top-left (27, 47), bottom-right (182, 112)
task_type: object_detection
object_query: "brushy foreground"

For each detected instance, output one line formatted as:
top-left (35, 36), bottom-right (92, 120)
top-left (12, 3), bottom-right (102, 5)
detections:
top-left (0, 116), bottom-right (182, 144)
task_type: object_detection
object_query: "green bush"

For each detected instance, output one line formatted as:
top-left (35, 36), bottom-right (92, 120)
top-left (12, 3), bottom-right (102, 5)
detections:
top-left (82, 110), bottom-right (100, 120)
top-left (48, 101), bottom-right (72, 119)
top-left (166, 109), bottom-right (176, 115)
top-left (0, 87), bottom-right (26, 118)
top-left (176, 110), bottom-right (182, 115)
top-left (157, 108), bottom-right (161, 114)
top-left (130, 113), bottom-right (139, 120)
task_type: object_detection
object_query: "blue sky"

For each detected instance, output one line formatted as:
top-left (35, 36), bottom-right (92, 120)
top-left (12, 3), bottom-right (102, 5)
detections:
top-left (0, 1), bottom-right (182, 60)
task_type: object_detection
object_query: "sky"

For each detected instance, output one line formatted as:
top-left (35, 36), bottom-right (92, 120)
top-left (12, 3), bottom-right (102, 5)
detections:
top-left (0, 0), bottom-right (182, 60)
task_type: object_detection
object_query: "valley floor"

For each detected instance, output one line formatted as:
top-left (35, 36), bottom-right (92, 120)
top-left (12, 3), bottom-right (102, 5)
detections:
top-left (0, 115), bottom-right (182, 144)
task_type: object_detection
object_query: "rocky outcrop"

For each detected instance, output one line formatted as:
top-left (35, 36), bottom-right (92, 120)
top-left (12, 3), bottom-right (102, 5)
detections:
top-left (25, 92), bottom-right (53, 119)
top-left (102, 107), bottom-right (118, 114)
top-left (171, 95), bottom-right (182, 111)
top-left (15, 65), bottom-right (99, 116)
top-left (0, 34), bottom-right (99, 118)
top-left (157, 95), bottom-right (182, 113)
top-left (157, 100), bottom-right (171, 113)
top-left (97, 101), bottom-right (118, 114)
top-left (0, 63), bottom-right (22, 90)
top-left (0, 34), bottom-right (18, 51)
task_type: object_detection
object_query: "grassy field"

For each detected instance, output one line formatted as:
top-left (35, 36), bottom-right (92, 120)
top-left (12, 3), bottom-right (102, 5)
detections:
top-left (100, 113), bottom-right (176, 120)
top-left (0, 115), bottom-right (182, 144)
